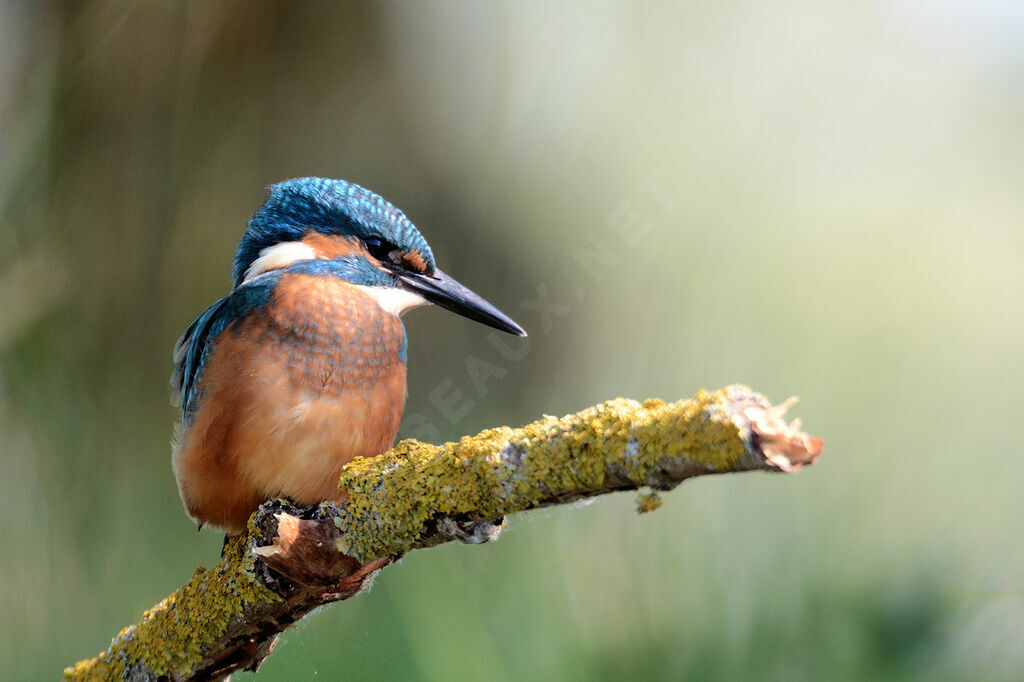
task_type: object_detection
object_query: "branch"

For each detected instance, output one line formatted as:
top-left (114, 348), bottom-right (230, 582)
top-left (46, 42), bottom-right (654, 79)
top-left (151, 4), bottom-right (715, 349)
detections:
top-left (65, 385), bottom-right (822, 681)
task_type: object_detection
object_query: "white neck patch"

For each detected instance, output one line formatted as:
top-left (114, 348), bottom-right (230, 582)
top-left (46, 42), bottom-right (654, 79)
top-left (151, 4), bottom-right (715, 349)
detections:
top-left (243, 241), bottom-right (318, 283)
top-left (353, 285), bottom-right (429, 316)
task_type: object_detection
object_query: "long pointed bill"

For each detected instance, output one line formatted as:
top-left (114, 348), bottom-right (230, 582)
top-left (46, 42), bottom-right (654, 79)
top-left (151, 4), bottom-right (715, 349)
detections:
top-left (394, 267), bottom-right (527, 336)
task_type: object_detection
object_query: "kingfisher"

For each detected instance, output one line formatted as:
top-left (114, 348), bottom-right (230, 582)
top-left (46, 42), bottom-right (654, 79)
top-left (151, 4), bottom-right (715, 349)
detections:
top-left (170, 177), bottom-right (525, 535)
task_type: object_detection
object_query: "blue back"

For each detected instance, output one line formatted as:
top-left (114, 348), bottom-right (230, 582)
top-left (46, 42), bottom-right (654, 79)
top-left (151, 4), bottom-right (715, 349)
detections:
top-left (171, 274), bottom-right (279, 421)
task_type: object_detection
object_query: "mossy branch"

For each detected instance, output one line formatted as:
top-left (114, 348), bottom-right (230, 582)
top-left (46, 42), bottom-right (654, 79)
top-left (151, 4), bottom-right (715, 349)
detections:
top-left (65, 385), bottom-right (822, 681)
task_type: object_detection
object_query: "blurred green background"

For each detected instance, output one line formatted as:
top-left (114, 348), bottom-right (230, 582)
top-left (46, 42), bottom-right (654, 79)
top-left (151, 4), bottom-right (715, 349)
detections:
top-left (3, 1), bottom-right (1022, 680)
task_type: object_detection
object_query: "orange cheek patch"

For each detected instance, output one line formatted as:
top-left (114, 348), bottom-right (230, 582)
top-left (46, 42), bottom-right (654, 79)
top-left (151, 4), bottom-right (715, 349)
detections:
top-left (301, 231), bottom-right (364, 260)
top-left (401, 249), bottom-right (427, 272)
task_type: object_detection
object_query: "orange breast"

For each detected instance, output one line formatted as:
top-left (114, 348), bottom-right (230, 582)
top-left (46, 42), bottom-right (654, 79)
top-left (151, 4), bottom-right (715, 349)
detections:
top-left (172, 274), bottom-right (407, 534)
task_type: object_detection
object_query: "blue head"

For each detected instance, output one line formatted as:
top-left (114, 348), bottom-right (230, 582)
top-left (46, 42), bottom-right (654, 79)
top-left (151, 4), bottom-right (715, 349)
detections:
top-left (234, 177), bottom-right (435, 287)
top-left (233, 177), bottom-right (525, 336)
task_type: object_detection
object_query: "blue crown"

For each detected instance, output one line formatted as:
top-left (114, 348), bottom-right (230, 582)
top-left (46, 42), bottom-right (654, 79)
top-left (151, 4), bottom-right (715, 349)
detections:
top-left (232, 177), bottom-right (435, 287)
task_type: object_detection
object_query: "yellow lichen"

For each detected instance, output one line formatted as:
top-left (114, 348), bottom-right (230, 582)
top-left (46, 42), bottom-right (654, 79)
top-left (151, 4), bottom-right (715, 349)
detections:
top-left (335, 387), bottom-right (751, 562)
top-left (636, 489), bottom-right (664, 513)
top-left (64, 534), bottom-right (280, 680)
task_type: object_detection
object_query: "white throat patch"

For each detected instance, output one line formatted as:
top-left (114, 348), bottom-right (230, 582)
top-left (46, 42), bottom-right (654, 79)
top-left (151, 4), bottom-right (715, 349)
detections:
top-left (243, 242), bottom-right (317, 283)
top-left (354, 285), bottom-right (429, 316)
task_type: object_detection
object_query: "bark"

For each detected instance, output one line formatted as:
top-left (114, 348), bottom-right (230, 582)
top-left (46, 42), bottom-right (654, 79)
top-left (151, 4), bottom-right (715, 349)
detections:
top-left (64, 385), bottom-right (822, 681)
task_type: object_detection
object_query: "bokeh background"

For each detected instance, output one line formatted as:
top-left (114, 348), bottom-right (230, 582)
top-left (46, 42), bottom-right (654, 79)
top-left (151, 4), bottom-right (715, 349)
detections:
top-left (3, 1), bottom-right (1023, 680)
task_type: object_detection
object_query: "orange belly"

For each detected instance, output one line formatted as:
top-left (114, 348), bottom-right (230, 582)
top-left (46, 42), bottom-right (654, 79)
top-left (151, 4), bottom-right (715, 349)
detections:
top-left (172, 275), bottom-right (407, 534)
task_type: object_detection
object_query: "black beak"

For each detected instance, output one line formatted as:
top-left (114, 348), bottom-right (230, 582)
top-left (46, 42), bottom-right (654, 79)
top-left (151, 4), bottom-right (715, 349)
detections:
top-left (394, 267), bottom-right (527, 337)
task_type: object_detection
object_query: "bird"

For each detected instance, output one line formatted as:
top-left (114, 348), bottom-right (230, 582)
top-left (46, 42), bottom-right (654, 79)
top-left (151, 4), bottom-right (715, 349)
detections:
top-left (170, 177), bottom-right (525, 535)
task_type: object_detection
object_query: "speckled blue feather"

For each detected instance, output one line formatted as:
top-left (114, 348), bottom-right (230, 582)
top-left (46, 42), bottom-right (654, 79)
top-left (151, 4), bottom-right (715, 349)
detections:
top-left (233, 177), bottom-right (435, 287)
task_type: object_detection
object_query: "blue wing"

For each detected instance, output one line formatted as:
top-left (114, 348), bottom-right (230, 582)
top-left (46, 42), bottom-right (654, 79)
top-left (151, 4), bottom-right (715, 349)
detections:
top-left (170, 275), bottom-right (279, 421)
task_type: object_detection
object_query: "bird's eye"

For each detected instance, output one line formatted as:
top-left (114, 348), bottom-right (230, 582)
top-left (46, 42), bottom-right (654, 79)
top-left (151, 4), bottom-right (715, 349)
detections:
top-left (363, 236), bottom-right (396, 261)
